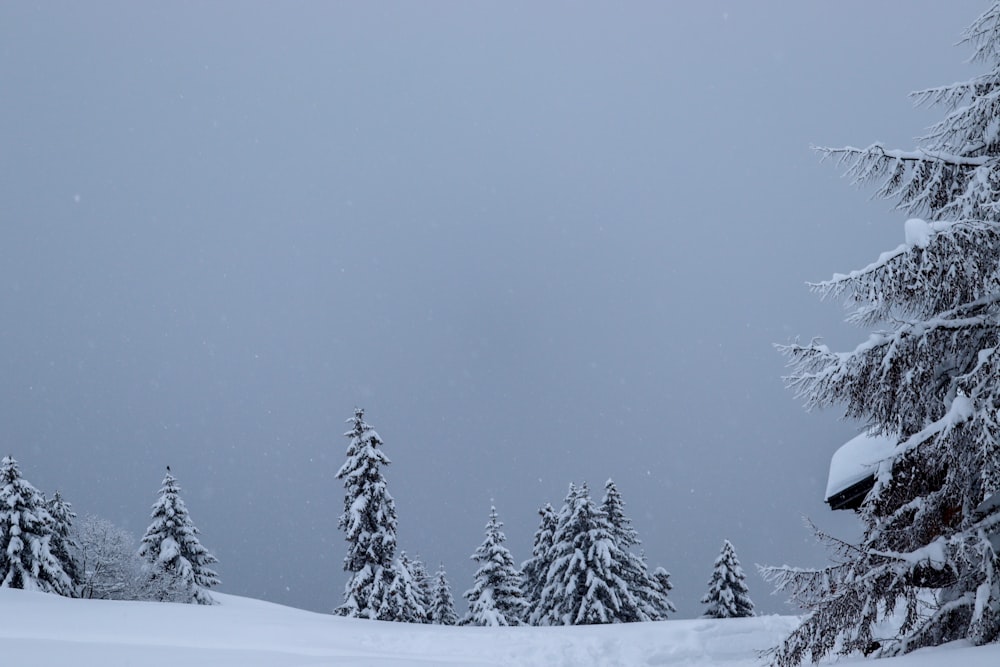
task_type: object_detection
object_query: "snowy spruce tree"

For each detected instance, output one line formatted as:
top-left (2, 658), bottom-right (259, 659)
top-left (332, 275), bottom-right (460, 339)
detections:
top-left (0, 456), bottom-right (74, 595)
top-left (406, 553), bottom-right (434, 622)
top-left (430, 563), bottom-right (459, 625)
top-left (701, 540), bottom-right (754, 619)
top-left (335, 408), bottom-right (400, 620)
top-left (46, 490), bottom-right (81, 594)
top-left (463, 505), bottom-right (527, 626)
top-left (521, 503), bottom-right (557, 625)
top-left (649, 565), bottom-right (677, 619)
top-left (380, 555), bottom-right (428, 623)
top-left (763, 3), bottom-right (1000, 662)
top-left (137, 467), bottom-right (220, 605)
top-left (600, 479), bottom-right (673, 621)
top-left (535, 483), bottom-right (643, 625)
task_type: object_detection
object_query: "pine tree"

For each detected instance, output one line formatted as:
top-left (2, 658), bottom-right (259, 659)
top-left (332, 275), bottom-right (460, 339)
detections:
top-left (649, 565), bottom-right (677, 619)
top-left (46, 491), bottom-right (81, 595)
top-left (430, 563), bottom-right (458, 625)
top-left (335, 408), bottom-right (399, 619)
top-left (702, 540), bottom-right (754, 619)
top-left (521, 503), bottom-right (557, 625)
top-left (0, 456), bottom-right (74, 595)
top-left (600, 479), bottom-right (671, 621)
top-left (407, 554), bottom-right (433, 622)
top-left (380, 556), bottom-right (428, 623)
top-left (763, 4), bottom-right (1000, 662)
top-left (463, 505), bottom-right (527, 626)
top-left (600, 479), bottom-right (639, 550)
top-left (137, 467), bottom-right (220, 605)
top-left (536, 483), bottom-right (642, 625)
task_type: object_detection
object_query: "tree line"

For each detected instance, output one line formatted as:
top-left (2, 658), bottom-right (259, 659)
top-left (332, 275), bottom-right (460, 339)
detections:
top-left (0, 455), bottom-right (219, 605)
top-left (334, 408), bottom-right (754, 625)
top-left (0, 411), bottom-right (755, 624)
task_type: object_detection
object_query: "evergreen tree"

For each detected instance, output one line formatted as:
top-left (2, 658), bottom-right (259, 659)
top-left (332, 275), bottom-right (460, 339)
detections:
top-left (0, 456), bottom-right (73, 595)
top-left (521, 503), bottom-right (557, 625)
top-left (335, 408), bottom-right (399, 619)
top-left (702, 540), bottom-right (754, 619)
top-left (600, 479), bottom-right (639, 550)
top-left (463, 505), bottom-right (527, 626)
top-left (430, 563), bottom-right (458, 625)
top-left (380, 556), bottom-right (428, 623)
top-left (536, 483), bottom-right (642, 625)
top-left (406, 554), bottom-right (433, 622)
top-left (137, 467), bottom-right (220, 605)
top-left (763, 4), bottom-right (1000, 662)
top-left (46, 490), bottom-right (81, 594)
top-left (649, 565), bottom-right (677, 619)
top-left (600, 479), bottom-right (671, 621)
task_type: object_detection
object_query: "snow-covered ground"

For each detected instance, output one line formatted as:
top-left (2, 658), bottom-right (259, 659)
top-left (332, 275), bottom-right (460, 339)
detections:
top-left (2, 589), bottom-right (999, 667)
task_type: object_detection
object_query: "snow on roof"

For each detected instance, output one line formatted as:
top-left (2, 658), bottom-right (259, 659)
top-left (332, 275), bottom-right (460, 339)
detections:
top-left (825, 432), bottom-right (897, 500)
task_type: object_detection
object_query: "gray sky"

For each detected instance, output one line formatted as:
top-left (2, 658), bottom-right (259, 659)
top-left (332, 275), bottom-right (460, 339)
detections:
top-left (0, 1), bottom-right (986, 616)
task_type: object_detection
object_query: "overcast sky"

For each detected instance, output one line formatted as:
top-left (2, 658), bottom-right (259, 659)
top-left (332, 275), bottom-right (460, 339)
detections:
top-left (0, 1), bottom-right (988, 617)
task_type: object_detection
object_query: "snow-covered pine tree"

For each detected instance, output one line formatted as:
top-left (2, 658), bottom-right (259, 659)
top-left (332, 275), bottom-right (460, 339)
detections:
top-left (430, 563), bottom-right (458, 625)
top-left (600, 479), bottom-right (639, 549)
top-left (0, 456), bottom-right (74, 595)
top-left (463, 505), bottom-right (527, 626)
top-left (536, 483), bottom-right (642, 625)
top-left (521, 503), bottom-right (557, 625)
top-left (137, 467), bottom-right (220, 605)
top-left (763, 4), bottom-right (1000, 662)
top-left (649, 565), bottom-right (677, 619)
top-left (46, 490), bottom-right (81, 595)
top-left (380, 555), bottom-right (428, 623)
top-left (701, 540), bottom-right (754, 619)
top-left (335, 408), bottom-right (399, 620)
top-left (406, 554), bottom-right (433, 622)
top-left (600, 479), bottom-right (671, 621)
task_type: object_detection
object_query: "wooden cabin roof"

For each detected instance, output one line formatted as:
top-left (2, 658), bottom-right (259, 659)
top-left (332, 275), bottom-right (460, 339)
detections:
top-left (825, 432), bottom-right (895, 511)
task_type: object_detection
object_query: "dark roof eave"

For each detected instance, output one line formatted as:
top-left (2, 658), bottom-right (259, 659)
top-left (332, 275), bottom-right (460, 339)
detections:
top-left (826, 474), bottom-right (876, 512)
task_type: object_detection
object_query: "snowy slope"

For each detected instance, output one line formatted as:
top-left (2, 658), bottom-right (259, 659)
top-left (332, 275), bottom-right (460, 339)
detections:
top-left (1, 590), bottom-right (999, 667)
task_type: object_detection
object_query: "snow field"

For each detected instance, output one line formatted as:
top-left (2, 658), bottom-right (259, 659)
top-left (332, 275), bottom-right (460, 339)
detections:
top-left (0, 588), bottom-right (797, 666)
top-left (4, 588), bottom-right (1000, 666)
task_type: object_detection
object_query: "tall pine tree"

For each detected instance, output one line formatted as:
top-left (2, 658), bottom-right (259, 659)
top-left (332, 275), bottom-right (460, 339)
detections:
top-left (701, 540), bottom-right (754, 619)
top-left (536, 483), bottom-right (642, 625)
top-left (763, 3), bottom-right (1000, 662)
top-left (137, 467), bottom-right (220, 605)
top-left (430, 563), bottom-right (458, 625)
top-left (335, 408), bottom-right (399, 619)
top-left (380, 555), bottom-right (427, 623)
top-left (406, 553), bottom-right (433, 622)
top-left (45, 491), bottom-right (81, 595)
top-left (463, 505), bottom-right (527, 626)
top-left (521, 503), bottom-right (557, 625)
top-left (600, 479), bottom-right (673, 621)
top-left (0, 456), bottom-right (73, 595)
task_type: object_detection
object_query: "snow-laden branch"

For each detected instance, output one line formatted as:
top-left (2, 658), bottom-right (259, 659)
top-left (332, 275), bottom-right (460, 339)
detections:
top-left (816, 144), bottom-right (989, 167)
